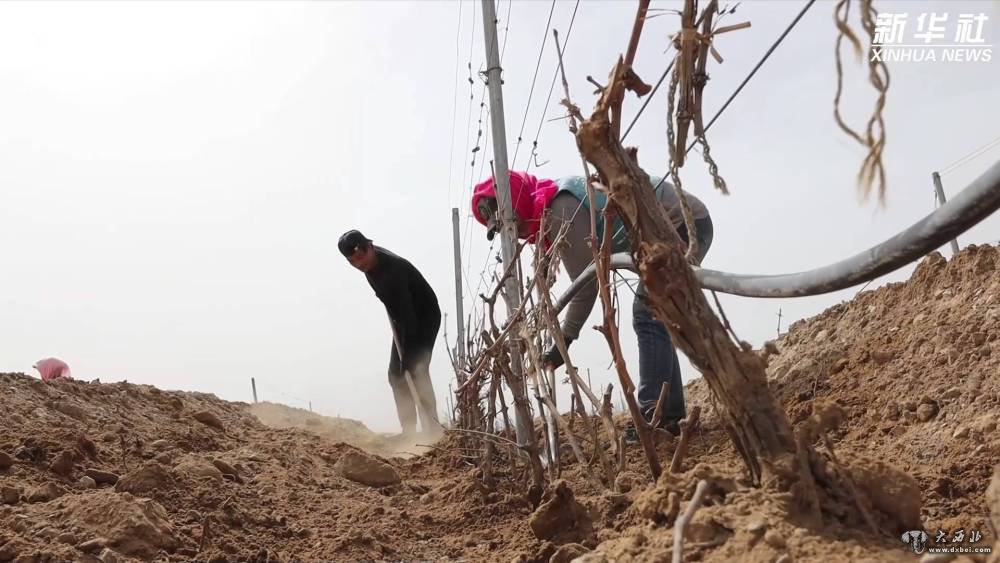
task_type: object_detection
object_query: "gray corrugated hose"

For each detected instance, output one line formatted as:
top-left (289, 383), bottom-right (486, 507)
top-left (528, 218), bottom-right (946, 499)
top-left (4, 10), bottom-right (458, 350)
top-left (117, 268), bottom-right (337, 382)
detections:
top-left (554, 159), bottom-right (1000, 310)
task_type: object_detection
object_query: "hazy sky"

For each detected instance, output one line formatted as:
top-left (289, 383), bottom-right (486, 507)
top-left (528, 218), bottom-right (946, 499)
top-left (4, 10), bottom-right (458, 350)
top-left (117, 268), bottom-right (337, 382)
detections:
top-left (2, 1), bottom-right (998, 432)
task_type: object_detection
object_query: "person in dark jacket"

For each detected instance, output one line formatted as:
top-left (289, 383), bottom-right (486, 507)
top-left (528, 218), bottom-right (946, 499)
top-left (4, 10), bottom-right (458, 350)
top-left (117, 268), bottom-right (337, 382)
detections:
top-left (338, 229), bottom-right (442, 437)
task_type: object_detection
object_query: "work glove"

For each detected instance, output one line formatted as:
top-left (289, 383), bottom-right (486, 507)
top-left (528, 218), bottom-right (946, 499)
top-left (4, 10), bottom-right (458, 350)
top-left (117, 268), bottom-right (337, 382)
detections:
top-left (541, 338), bottom-right (575, 370)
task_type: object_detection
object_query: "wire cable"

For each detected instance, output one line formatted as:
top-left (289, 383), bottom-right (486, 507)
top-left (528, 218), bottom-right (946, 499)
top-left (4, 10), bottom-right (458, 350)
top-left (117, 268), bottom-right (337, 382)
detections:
top-left (941, 135), bottom-right (1000, 176)
top-left (510, 0), bottom-right (557, 170)
top-left (558, 0), bottom-right (819, 284)
top-left (620, 60), bottom-right (674, 142)
top-left (446, 1), bottom-right (465, 206)
top-left (499, 0), bottom-right (514, 62)
top-left (702, 0), bottom-right (815, 139)
top-left (525, 0), bottom-right (581, 175)
top-left (458, 0), bottom-right (478, 209)
top-left (651, 0), bottom-right (817, 194)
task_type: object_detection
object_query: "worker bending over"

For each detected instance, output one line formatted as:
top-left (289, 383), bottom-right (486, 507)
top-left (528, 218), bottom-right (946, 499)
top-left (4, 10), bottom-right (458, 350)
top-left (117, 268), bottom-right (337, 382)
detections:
top-left (339, 230), bottom-right (442, 438)
top-left (471, 172), bottom-right (713, 436)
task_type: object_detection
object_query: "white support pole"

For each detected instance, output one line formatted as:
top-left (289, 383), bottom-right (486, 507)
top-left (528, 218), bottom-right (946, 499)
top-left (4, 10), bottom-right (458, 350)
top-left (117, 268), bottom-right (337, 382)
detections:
top-left (481, 0), bottom-right (532, 445)
top-left (587, 369), bottom-right (595, 416)
top-left (932, 171), bottom-right (961, 255)
top-left (451, 208), bottom-right (467, 378)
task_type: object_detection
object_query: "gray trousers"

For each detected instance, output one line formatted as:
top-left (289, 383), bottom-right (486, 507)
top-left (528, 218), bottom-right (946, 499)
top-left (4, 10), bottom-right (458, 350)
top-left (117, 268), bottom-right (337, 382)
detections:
top-left (389, 343), bottom-right (440, 434)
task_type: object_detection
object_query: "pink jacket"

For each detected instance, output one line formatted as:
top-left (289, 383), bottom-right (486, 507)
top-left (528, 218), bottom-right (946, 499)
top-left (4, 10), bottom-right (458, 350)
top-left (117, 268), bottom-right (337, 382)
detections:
top-left (471, 171), bottom-right (559, 245)
top-left (33, 358), bottom-right (72, 381)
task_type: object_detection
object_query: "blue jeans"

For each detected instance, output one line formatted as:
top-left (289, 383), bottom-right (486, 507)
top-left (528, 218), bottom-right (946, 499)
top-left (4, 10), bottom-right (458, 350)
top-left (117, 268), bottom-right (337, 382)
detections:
top-left (632, 216), bottom-right (714, 423)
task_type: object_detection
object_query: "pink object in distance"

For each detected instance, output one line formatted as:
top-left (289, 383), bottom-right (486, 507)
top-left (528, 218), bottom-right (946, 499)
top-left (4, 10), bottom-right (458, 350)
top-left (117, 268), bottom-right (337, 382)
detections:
top-left (33, 357), bottom-right (72, 381)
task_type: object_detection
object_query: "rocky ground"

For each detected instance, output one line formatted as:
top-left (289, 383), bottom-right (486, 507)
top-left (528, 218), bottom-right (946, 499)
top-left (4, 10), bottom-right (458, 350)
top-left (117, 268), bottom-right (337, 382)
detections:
top-left (1, 244), bottom-right (998, 562)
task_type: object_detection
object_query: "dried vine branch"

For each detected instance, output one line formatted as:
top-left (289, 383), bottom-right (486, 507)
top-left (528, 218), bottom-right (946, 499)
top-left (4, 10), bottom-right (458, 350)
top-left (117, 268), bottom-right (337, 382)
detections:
top-left (521, 333), bottom-right (605, 491)
top-left (554, 25), bottom-right (661, 481)
top-left (673, 479), bottom-right (710, 563)
top-left (532, 212), bottom-right (618, 487)
top-left (594, 208), bottom-right (662, 479)
top-left (573, 19), bottom-right (820, 518)
top-left (833, 0), bottom-right (890, 204)
top-left (670, 406), bottom-right (701, 474)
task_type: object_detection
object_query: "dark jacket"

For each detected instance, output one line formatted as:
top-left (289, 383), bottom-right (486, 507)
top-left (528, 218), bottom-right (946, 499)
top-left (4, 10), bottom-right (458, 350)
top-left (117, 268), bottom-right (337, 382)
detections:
top-left (365, 247), bottom-right (441, 355)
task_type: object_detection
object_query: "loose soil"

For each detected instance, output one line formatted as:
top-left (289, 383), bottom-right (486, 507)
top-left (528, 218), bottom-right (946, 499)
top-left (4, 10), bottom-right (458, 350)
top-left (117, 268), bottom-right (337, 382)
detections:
top-left (1, 244), bottom-right (998, 562)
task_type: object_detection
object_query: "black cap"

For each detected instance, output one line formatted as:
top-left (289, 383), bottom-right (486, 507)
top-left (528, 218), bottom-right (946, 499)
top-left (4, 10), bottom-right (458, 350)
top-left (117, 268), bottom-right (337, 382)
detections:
top-left (338, 229), bottom-right (372, 257)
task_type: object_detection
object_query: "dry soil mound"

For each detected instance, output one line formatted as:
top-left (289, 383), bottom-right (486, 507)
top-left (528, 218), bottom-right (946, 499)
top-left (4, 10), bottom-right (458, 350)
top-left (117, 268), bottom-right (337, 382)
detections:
top-left (247, 401), bottom-right (396, 456)
top-left (1, 245), bottom-right (997, 563)
top-left (0, 374), bottom-right (536, 562)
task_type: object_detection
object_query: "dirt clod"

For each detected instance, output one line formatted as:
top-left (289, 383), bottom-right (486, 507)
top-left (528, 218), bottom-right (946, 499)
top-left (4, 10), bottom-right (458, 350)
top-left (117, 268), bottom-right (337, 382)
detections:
top-left (334, 450), bottom-right (400, 487)
top-left (77, 476), bottom-right (97, 489)
top-left (56, 532), bottom-right (78, 545)
top-left (64, 493), bottom-right (178, 558)
top-left (0, 451), bottom-right (14, 470)
top-left (84, 469), bottom-right (120, 486)
top-left (746, 519), bottom-right (767, 535)
top-left (550, 542), bottom-right (590, 562)
top-left (174, 457), bottom-right (224, 481)
top-left (871, 350), bottom-right (894, 365)
top-left (76, 538), bottom-right (107, 554)
top-left (211, 459), bottom-right (242, 482)
top-left (974, 416), bottom-right (996, 435)
top-left (764, 530), bottom-right (786, 549)
top-left (150, 439), bottom-right (171, 451)
top-left (192, 410), bottom-right (225, 430)
top-left (98, 547), bottom-right (128, 563)
top-left (25, 482), bottom-right (64, 503)
top-left (942, 387), bottom-right (963, 400)
top-left (76, 435), bottom-right (98, 459)
top-left (48, 450), bottom-right (75, 476)
top-left (1, 486), bottom-right (21, 505)
top-left (916, 402), bottom-right (939, 422)
top-left (116, 462), bottom-right (173, 495)
top-left (849, 457), bottom-right (922, 532)
top-left (613, 471), bottom-right (639, 494)
top-left (0, 540), bottom-right (21, 561)
top-left (528, 480), bottom-right (593, 544)
top-left (51, 400), bottom-right (86, 420)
